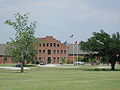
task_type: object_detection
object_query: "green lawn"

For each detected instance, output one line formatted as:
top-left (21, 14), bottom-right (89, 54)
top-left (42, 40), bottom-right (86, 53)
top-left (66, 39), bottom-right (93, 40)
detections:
top-left (0, 66), bottom-right (120, 90)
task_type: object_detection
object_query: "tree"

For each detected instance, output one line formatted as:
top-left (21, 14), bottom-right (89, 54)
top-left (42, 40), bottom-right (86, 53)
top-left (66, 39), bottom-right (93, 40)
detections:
top-left (5, 13), bottom-right (37, 73)
top-left (60, 57), bottom-right (67, 66)
top-left (80, 30), bottom-right (120, 70)
top-left (76, 57), bottom-right (83, 62)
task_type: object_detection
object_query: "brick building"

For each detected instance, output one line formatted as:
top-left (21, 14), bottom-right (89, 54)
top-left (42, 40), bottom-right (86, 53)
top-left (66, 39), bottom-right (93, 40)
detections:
top-left (0, 44), bottom-right (12, 64)
top-left (0, 36), bottom-right (89, 64)
top-left (36, 36), bottom-right (69, 64)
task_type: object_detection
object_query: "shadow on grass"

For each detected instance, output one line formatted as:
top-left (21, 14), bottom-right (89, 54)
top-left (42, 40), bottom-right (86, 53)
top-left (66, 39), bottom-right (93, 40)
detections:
top-left (32, 67), bottom-right (120, 72)
top-left (79, 68), bottom-right (120, 71)
top-left (14, 64), bottom-right (37, 67)
top-left (24, 64), bottom-right (37, 67)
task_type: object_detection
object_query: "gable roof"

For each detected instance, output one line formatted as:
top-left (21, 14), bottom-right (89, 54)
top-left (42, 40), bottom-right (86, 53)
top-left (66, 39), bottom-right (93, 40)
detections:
top-left (68, 44), bottom-right (91, 55)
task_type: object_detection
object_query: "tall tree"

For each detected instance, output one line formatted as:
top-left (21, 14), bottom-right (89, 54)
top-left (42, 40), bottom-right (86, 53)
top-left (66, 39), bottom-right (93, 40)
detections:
top-left (5, 13), bottom-right (37, 73)
top-left (80, 30), bottom-right (120, 70)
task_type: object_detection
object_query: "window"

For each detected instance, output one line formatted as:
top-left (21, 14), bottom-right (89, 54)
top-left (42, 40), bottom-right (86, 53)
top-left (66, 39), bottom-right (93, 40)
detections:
top-left (64, 50), bottom-right (66, 54)
top-left (61, 50), bottom-right (63, 54)
top-left (48, 50), bottom-right (51, 54)
top-left (57, 50), bottom-right (59, 54)
top-left (43, 50), bottom-right (45, 54)
top-left (39, 50), bottom-right (41, 53)
top-left (39, 57), bottom-right (41, 60)
top-left (54, 57), bottom-right (56, 60)
top-left (50, 43), bottom-right (52, 47)
top-left (47, 43), bottom-right (49, 47)
top-left (54, 43), bottom-right (56, 47)
top-left (53, 57), bottom-right (56, 63)
top-left (57, 44), bottom-right (59, 47)
top-left (57, 57), bottom-right (59, 60)
top-left (43, 43), bottom-right (45, 47)
top-left (4, 57), bottom-right (7, 60)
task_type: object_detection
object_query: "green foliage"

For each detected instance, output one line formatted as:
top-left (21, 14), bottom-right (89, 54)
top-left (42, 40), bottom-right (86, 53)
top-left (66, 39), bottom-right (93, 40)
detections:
top-left (89, 58), bottom-right (97, 63)
top-left (101, 56), bottom-right (109, 64)
top-left (66, 60), bottom-right (73, 64)
top-left (5, 13), bottom-right (37, 72)
top-left (80, 30), bottom-right (120, 70)
top-left (76, 57), bottom-right (83, 62)
top-left (82, 56), bottom-right (89, 62)
top-left (60, 57), bottom-right (67, 65)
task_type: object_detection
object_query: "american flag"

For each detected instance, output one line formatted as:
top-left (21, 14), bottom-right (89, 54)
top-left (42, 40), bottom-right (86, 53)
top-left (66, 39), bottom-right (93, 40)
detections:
top-left (64, 41), bottom-right (67, 45)
top-left (74, 41), bottom-right (77, 44)
top-left (70, 34), bottom-right (73, 38)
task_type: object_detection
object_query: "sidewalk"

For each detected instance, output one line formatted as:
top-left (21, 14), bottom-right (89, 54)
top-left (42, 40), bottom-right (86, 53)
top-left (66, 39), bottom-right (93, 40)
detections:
top-left (0, 66), bottom-right (31, 70)
top-left (37, 64), bottom-right (80, 68)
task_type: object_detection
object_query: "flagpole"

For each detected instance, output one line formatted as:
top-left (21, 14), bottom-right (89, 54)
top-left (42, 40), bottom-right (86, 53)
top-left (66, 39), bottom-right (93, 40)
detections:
top-left (73, 43), bottom-right (74, 63)
top-left (65, 41), bottom-right (68, 61)
top-left (69, 34), bottom-right (74, 63)
top-left (77, 43), bottom-right (78, 61)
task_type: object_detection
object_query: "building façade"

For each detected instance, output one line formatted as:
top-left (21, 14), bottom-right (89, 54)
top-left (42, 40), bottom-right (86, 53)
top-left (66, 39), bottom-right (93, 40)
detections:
top-left (0, 36), bottom-right (90, 64)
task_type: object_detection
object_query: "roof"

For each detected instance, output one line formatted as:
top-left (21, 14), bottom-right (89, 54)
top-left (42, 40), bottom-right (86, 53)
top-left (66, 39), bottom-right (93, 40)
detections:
top-left (67, 44), bottom-right (91, 55)
top-left (0, 44), bottom-right (8, 55)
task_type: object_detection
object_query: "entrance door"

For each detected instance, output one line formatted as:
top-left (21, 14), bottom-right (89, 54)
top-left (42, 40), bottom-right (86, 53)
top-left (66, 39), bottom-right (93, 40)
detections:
top-left (47, 57), bottom-right (51, 64)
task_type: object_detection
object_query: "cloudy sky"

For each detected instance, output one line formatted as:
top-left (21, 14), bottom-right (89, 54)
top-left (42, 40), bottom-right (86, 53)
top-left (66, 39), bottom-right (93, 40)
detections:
top-left (0, 0), bottom-right (120, 43)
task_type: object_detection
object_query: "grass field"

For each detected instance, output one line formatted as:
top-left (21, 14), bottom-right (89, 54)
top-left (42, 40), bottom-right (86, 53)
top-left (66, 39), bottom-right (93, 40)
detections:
top-left (0, 65), bottom-right (120, 90)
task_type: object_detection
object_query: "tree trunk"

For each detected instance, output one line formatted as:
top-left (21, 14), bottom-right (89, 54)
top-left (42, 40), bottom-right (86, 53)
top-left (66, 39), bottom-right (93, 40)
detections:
top-left (111, 62), bottom-right (115, 70)
top-left (109, 55), bottom-right (116, 70)
top-left (21, 52), bottom-right (24, 73)
top-left (21, 63), bottom-right (24, 73)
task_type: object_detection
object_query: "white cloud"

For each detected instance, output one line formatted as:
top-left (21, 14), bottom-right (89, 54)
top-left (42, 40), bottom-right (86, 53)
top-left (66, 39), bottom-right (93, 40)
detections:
top-left (72, 7), bottom-right (120, 24)
top-left (0, 0), bottom-right (120, 24)
top-left (0, 0), bottom-right (120, 43)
